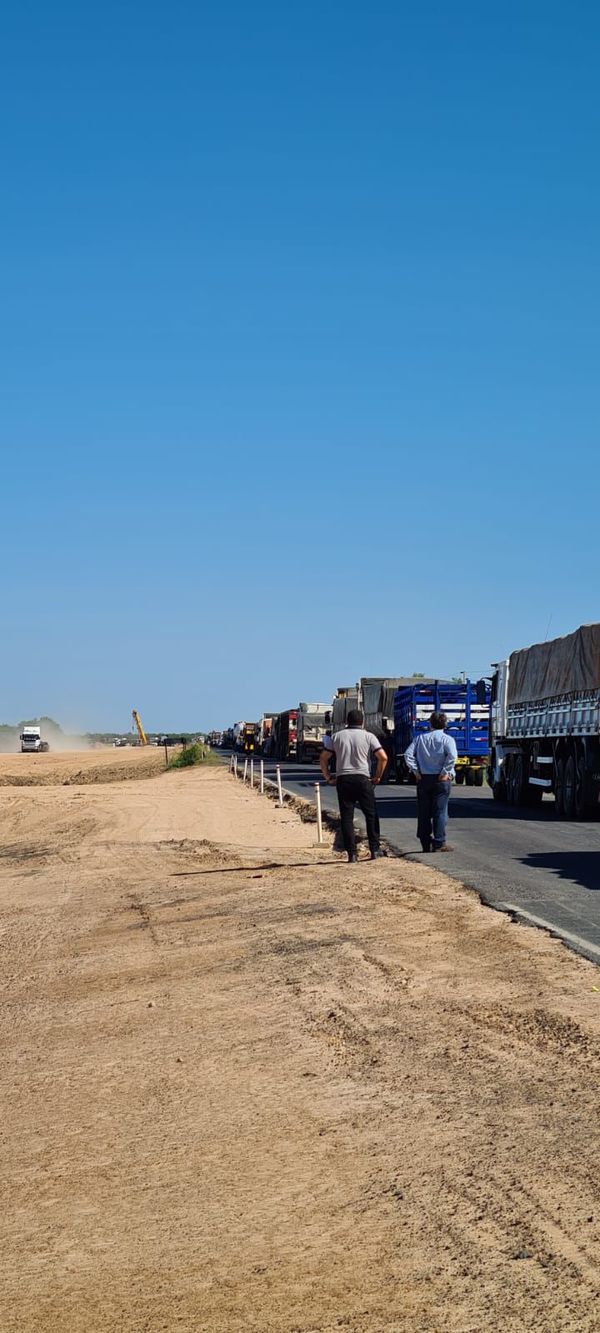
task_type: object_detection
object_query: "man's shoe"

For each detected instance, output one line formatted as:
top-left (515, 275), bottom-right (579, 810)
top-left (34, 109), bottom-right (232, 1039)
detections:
top-left (348, 854), bottom-right (358, 863)
top-left (370, 849), bottom-right (385, 860)
top-left (432, 843), bottom-right (454, 853)
top-left (420, 843), bottom-right (431, 853)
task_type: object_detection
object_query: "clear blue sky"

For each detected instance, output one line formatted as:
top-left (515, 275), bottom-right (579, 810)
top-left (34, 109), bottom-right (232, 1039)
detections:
top-left (2, 1), bottom-right (599, 730)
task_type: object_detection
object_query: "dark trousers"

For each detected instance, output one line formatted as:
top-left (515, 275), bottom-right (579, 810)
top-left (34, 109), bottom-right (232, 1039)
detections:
top-left (417, 776), bottom-right (451, 849)
top-left (336, 774), bottom-right (380, 856)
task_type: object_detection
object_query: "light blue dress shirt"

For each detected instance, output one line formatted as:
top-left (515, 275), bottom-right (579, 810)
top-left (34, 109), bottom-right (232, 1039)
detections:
top-left (405, 729), bottom-right (458, 778)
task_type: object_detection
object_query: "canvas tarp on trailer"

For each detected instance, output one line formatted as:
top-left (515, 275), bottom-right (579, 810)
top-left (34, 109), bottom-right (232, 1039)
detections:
top-left (332, 692), bottom-right (358, 731)
top-left (298, 709), bottom-right (329, 729)
top-left (362, 678), bottom-right (436, 721)
top-left (508, 624), bottom-right (600, 704)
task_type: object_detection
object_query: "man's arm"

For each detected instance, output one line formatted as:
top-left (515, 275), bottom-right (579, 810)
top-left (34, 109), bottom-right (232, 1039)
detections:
top-left (319, 748), bottom-right (334, 783)
top-left (404, 737), bottom-right (418, 775)
top-left (372, 747), bottom-right (388, 785)
top-left (440, 735), bottom-right (458, 779)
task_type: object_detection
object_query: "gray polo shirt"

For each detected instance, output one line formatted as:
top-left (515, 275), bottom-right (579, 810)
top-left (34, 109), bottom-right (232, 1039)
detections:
top-left (331, 727), bottom-right (383, 778)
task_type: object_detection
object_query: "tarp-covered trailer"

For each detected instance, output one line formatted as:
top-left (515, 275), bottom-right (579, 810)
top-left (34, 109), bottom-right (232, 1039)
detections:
top-left (489, 623), bottom-right (600, 817)
top-left (296, 703), bottom-right (330, 763)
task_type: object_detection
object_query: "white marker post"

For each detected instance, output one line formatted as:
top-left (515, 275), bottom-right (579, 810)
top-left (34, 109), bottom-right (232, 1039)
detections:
top-left (250, 758), bottom-right (254, 788)
top-left (243, 758), bottom-right (248, 783)
top-left (276, 764), bottom-right (284, 807)
top-left (260, 760), bottom-right (264, 794)
top-left (314, 782), bottom-right (324, 845)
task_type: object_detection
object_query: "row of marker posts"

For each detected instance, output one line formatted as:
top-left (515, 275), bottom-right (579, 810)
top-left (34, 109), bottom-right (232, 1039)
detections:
top-left (229, 751), bottom-right (323, 845)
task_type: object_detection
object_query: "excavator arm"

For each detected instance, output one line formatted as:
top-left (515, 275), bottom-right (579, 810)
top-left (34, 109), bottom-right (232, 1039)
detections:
top-left (132, 709), bottom-right (148, 746)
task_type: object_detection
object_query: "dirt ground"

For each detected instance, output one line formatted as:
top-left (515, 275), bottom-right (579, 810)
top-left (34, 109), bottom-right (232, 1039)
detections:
top-left (0, 746), bottom-right (169, 785)
top-left (1, 755), bottom-right (599, 1331)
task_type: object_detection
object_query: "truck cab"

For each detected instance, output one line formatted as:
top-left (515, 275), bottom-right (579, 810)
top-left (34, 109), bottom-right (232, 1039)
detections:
top-left (20, 727), bottom-right (49, 754)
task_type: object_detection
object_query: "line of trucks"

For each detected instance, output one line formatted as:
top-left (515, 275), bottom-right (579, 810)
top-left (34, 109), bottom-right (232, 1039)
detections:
top-left (223, 676), bottom-right (491, 783)
top-left (219, 623), bottom-right (600, 820)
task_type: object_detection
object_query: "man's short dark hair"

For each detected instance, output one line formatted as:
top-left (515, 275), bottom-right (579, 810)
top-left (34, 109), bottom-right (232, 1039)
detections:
top-left (430, 712), bottom-right (447, 730)
top-left (347, 709), bottom-right (364, 727)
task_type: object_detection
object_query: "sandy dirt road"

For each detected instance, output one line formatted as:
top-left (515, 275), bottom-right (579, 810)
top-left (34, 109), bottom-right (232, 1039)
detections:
top-left (1, 755), bottom-right (600, 1331)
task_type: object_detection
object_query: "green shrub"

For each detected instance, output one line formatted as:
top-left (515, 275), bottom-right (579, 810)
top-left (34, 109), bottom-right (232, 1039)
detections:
top-left (167, 742), bottom-right (216, 770)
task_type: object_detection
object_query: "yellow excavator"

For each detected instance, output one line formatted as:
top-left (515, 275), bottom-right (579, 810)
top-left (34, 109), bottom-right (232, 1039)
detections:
top-left (132, 709), bottom-right (148, 746)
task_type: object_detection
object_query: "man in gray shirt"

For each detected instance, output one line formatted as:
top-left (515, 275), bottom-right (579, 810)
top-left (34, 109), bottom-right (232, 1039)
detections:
top-left (404, 712), bottom-right (458, 852)
top-left (319, 709), bottom-right (388, 862)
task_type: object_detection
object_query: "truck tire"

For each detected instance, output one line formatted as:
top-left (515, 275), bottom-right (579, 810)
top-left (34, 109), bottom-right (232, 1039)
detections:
top-left (465, 769), bottom-right (474, 786)
top-left (455, 770), bottom-right (465, 785)
top-left (296, 744), bottom-right (303, 764)
top-left (554, 757), bottom-right (565, 818)
top-left (474, 768), bottom-right (484, 787)
top-left (492, 779), bottom-right (507, 802)
top-left (512, 754), bottom-right (523, 805)
top-left (509, 754), bottom-right (525, 806)
top-left (575, 755), bottom-right (588, 820)
top-left (563, 753), bottom-right (576, 819)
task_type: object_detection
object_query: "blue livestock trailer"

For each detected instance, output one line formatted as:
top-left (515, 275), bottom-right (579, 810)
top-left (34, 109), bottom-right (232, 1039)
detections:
top-left (393, 680), bottom-right (491, 786)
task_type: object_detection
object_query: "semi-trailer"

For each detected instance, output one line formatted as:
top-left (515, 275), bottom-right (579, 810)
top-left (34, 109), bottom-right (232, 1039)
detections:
top-left (394, 680), bottom-right (490, 785)
top-left (488, 623), bottom-right (600, 818)
top-left (331, 686), bottom-right (359, 733)
top-left (296, 703), bottom-right (330, 763)
top-left (272, 709), bottom-right (298, 760)
top-left (258, 712), bottom-right (277, 756)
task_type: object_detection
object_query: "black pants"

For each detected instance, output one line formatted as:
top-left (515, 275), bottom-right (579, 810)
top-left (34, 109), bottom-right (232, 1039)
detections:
top-left (336, 775), bottom-right (380, 856)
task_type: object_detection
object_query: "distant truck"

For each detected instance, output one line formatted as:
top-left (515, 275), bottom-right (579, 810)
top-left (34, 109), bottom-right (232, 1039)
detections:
top-left (296, 703), bottom-right (330, 763)
top-left (20, 726), bottom-right (49, 754)
top-left (272, 709), bottom-right (298, 760)
top-left (488, 623), bottom-right (600, 819)
top-left (258, 713), bottom-right (277, 756)
top-left (331, 686), bottom-right (359, 734)
top-left (394, 680), bottom-right (490, 785)
top-left (241, 722), bottom-right (259, 754)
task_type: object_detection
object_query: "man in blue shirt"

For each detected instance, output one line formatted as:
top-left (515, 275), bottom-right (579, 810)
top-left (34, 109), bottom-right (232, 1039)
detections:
top-left (404, 712), bottom-right (458, 853)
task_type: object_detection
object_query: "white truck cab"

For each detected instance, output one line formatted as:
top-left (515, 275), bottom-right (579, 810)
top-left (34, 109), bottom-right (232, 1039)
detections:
top-left (20, 727), bottom-right (49, 754)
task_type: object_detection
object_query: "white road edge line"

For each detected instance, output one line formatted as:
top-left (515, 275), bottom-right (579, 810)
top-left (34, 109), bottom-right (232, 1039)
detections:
top-left (501, 904), bottom-right (600, 963)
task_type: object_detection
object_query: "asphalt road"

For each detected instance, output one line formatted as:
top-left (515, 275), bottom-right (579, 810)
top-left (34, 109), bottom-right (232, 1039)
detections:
top-left (249, 756), bottom-right (600, 967)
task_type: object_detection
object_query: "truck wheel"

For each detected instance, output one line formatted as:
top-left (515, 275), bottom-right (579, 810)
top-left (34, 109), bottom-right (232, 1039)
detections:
top-left (455, 770), bottom-right (465, 785)
top-left (575, 756), bottom-right (588, 820)
top-left (492, 779), bottom-right (507, 802)
top-left (563, 754), bottom-right (576, 819)
top-left (554, 757), bottom-right (565, 817)
top-left (296, 744), bottom-right (303, 764)
top-left (474, 768), bottom-right (484, 787)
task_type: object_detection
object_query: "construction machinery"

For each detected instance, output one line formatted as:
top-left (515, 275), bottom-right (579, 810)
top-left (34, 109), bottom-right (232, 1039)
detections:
top-left (132, 709), bottom-right (148, 746)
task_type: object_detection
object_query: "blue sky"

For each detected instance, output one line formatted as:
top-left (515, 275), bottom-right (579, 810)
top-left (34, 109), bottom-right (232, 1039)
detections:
top-left (2, 1), bottom-right (599, 730)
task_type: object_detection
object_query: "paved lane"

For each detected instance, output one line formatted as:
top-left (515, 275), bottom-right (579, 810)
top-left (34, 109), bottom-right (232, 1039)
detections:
top-left (252, 757), bottom-right (600, 966)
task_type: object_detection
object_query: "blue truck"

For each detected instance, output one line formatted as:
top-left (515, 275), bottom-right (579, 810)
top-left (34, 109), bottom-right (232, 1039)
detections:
top-left (393, 680), bottom-right (491, 786)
